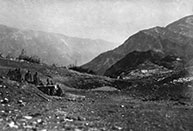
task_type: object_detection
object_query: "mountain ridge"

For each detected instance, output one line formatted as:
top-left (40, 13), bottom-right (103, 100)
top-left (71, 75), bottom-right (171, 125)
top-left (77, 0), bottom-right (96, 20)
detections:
top-left (0, 24), bottom-right (117, 66)
top-left (82, 15), bottom-right (193, 75)
top-left (104, 50), bottom-right (183, 78)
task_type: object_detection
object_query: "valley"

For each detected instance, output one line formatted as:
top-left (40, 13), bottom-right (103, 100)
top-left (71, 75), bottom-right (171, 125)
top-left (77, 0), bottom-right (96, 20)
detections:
top-left (1, 14), bottom-right (193, 131)
top-left (0, 52), bottom-right (193, 130)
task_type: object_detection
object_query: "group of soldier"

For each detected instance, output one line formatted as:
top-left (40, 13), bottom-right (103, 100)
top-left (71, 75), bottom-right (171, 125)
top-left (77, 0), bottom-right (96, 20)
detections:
top-left (7, 68), bottom-right (40, 85)
top-left (7, 68), bottom-right (63, 96)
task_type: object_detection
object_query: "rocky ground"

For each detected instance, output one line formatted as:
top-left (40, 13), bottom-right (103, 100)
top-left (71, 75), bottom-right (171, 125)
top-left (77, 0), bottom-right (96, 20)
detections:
top-left (1, 84), bottom-right (193, 131)
top-left (1, 58), bottom-right (193, 130)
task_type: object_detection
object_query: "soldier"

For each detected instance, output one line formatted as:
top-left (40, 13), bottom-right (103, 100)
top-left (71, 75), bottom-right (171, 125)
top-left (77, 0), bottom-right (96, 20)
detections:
top-left (16, 68), bottom-right (22, 82)
top-left (11, 68), bottom-right (21, 82)
top-left (49, 86), bottom-right (54, 96)
top-left (50, 80), bottom-right (54, 85)
top-left (33, 72), bottom-right (39, 85)
top-left (7, 69), bottom-right (12, 79)
top-left (25, 70), bottom-right (32, 82)
top-left (46, 78), bottom-right (50, 85)
top-left (55, 84), bottom-right (62, 96)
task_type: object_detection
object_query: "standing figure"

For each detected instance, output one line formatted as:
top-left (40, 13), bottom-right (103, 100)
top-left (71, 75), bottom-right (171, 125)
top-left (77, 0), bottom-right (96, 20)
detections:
top-left (50, 80), bottom-right (54, 85)
top-left (56, 84), bottom-right (62, 96)
top-left (17, 68), bottom-right (22, 82)
top-left (46, 78), bottom-right (50, 85)
top-left (7, 69), bottom-right (13, 80)
top-left (25, 70), bottom-right (32, 82)
top-left (33, 72), bottom-right (39, 85)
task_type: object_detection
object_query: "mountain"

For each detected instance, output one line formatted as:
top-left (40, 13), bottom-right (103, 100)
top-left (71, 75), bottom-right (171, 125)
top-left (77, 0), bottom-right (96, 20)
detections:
top-left (82, 15), bottom-right (193, 75)
top-left (166, 15), bottom-right (193, 38)
top-left (104, 50), bottom-right (183, 78)
top-left (104, 50), bottom-right (163, 78)
top-left (0, 24), bottom-right (117, 66)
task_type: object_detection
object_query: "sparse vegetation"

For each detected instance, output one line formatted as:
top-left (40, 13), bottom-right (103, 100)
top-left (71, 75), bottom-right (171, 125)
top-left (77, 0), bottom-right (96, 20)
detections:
top-left (0, 51), bottom-right (193, 130)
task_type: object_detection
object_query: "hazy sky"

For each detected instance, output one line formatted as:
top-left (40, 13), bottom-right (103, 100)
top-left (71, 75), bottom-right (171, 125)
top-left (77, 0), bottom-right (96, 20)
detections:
top-left (0, 0), bottom-right (193, 44)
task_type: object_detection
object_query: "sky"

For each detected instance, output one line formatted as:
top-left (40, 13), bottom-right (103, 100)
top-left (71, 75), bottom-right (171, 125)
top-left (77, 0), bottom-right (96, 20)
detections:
top-left (0, 0), bottom-right (193, 44)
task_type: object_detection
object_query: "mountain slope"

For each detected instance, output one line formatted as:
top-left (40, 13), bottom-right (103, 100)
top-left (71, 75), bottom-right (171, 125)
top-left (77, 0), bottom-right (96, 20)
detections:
top-left (104, 50), bottom-right (164, 78)
top-left (104, 50), bottom-right (183, 78)
top-left (0, 24), bottom-right (117, 66)
top-left (166, 15), bottom-right (193, 38)
top-left (82, 15), bottom-right (193, 75)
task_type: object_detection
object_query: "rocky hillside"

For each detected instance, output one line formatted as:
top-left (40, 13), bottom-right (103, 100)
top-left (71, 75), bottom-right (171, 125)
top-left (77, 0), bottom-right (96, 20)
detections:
top-left (82, 15), bottom-right (193, 75)
top-left (104, 50), bottom-right (183, 78)
top-left (166, 15), bottom-right (193, 38)
top-left (0, 24), bottom-right (117, 66)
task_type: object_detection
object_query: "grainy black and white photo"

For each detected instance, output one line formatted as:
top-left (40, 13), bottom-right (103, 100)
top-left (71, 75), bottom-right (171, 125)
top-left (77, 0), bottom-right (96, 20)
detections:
top-left (0, 0), bottom-right (193, 130)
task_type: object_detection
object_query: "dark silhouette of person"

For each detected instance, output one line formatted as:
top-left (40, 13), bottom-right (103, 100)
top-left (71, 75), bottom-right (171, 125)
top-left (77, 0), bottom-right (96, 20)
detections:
top-left (49, 87), bottom-right (54, 96)
top-left (25, 70), bottom-right (32, 82)
top-left (7, 69), bottom-right (12, 79)
top-left (10, 68), bottom-right (22, 82)
top-left (50, 80), bottom-right (54, 85)
top-left (46, 78), bottom-right (50, 85)
top-left (56, 85), bottom-right (62, 96)
top-left (17, 68), bottom-right (22, 82)
top-left (33, 72), bottom-right (39, 85)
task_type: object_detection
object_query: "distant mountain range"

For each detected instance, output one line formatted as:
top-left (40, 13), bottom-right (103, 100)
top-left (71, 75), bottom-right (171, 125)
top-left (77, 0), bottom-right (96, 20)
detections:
top-left (82, 15), bottom-right (193, 75)
top-left (0, 24), bottom-right (117, 66)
